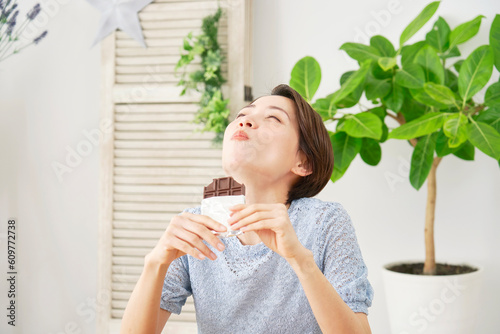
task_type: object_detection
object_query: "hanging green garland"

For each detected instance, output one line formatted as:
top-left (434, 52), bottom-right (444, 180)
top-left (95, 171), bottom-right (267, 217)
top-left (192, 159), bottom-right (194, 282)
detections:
top-left (176, 7), bottom-right (230, 146)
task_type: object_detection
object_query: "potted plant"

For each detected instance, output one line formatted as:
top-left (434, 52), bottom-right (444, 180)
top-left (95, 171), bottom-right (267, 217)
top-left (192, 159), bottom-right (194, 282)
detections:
top-left (289, 2), bottom-right (499, 333)
top-left (175, 7), bottom-right (230, 146)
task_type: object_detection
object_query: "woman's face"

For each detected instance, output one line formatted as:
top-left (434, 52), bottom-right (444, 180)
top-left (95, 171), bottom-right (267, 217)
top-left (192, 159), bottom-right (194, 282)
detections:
top-left (222, 95), bottom-right (305, 186)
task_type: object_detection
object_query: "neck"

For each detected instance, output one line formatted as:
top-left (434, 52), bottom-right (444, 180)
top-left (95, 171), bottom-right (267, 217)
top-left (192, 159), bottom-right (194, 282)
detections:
top-left (242, 182), bottom-right (290, 208)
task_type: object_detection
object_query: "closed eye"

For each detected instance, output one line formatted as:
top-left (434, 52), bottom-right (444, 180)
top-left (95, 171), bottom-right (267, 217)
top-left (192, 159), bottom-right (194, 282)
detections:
top-left (235, 113), bottom-right (281, 123)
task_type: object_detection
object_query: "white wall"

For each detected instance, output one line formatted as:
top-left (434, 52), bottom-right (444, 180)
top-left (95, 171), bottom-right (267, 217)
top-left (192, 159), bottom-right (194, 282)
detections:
top-left (252, 0), bottom-right (500, 333)
top-left (0, 0), bottom-right (498, 333)
top-left (0, 1), bottom-right (101, 333)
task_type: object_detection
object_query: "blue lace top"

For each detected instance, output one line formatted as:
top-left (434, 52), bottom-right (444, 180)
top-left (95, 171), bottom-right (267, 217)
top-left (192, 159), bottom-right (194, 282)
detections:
top-left (160, 197), bottom-right (374, 333)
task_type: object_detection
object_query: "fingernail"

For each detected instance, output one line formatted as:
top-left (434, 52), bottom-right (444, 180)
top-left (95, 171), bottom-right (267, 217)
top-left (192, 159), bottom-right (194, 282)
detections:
top-left (210, 252), bottom-right (217, 260)
top-left (217, 243), bottom-right (225, 251)
top-left (198, 253), bottom-right (206, 260)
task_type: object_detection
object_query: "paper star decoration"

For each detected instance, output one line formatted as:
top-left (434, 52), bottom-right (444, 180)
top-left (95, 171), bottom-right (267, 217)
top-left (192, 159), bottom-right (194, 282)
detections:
top-left (85, 0), bottom-right (155, 48)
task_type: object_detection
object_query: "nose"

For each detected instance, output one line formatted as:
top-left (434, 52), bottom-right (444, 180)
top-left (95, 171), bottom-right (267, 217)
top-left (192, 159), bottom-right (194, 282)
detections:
top-left (237, 116), bottom-right (254, 128)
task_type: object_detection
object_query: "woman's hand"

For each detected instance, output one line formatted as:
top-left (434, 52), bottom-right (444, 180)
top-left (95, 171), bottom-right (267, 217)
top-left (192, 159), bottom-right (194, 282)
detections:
top-left (147, 212), bottom-right (228, 266)
top-left (228, 203), bottom-right (307, 260)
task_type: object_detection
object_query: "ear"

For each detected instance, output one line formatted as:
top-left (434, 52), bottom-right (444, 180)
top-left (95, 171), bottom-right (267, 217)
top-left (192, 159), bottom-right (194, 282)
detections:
top-left (291, 151), bottom-right (313, 177)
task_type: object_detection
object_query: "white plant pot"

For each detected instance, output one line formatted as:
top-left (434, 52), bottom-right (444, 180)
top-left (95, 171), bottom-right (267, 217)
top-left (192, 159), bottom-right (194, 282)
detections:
top-left (381, 260), bottom-right (483, 334)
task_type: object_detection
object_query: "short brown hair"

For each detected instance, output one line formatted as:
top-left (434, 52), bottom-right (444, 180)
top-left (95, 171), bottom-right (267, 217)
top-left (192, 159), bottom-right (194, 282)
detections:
top-left (270, 84), bottom-right (334, 205)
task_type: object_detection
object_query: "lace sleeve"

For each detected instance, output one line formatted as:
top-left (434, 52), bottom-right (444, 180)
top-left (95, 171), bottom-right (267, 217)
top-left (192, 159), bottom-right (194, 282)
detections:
top-left (160, 255), bottom-right (192, 314)
top-left (316, 202), bottom-right (374, 314)
top-left (159, 208), bottom-right (195, 314)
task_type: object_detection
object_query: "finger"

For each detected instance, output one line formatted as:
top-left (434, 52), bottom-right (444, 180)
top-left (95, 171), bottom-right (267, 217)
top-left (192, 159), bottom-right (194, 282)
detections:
top-left (240, 219), bottom-right (278, 233)
top-left (228, 204), bottom-right (246, 216)
top-left (183, 220), bottom-right (226, 252)
top-left (228, 203), bottom-right (275, 224)
top-left (230, 211), bottom-right (275, 230)
top-left (174, 228), bottom-right (217, 260)
top-left (168, 237), bottom-right (206, 260)
top-left (181, 212), bottom-right (227, 232)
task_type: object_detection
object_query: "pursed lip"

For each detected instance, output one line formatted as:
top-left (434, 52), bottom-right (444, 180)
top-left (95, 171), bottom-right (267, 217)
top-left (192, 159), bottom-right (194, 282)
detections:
top-left (231, 130), bottom-right (249, 140)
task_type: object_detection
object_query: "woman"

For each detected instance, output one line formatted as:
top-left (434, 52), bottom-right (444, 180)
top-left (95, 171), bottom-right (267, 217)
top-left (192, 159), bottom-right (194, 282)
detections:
top-left (120, 84), bottom-right (374, 334)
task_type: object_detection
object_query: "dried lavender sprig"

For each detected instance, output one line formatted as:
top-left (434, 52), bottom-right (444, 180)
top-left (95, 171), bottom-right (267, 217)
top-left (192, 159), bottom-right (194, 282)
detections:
top-left (5, 9), bottom-right (17, 35)
top-left (0, 0), bottom-right (13, 37)
top-left (33, 30), bottom-right (46, 44)
top-left (0, 1), bottom-right (16, 35)
top-left (0, 2), bottom-right (15, 21)
top-left (0, 1), bottom-right (48, 63)
top-left (0, 3), bottom-right (16, 50)
top-left (5, 2), bottom-right (39, 47)
top-left (26, 3), bottom-right (40, 20)
top-left (0, 29), bottom-right (46, 62)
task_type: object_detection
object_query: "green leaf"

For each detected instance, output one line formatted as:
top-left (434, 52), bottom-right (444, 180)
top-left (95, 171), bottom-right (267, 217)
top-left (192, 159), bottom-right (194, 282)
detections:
top-left (410, 133), bottom-right (437, 190)
top-left (290, 56), bottom-right (322, 103)
top-left (382, 83), bottom-right (405, 112)
top-left (449, 15), bottom-right (485, 50)
top-left (338, 112), bottom-right (383, 139)
top-left (388, 112), bottom-right (447, 139)
top-left (339, 43), bottom-right (380, 62)
top-left (401, 41), bottom-right (427, 68)
top-left (453, 60), bottom-right (464, 73)
top-left (378, 57), bottom-right (397, 71)
top-left (458, 45), bottom-right (494, 102)
top-left (426, 17), bottom-right (451, 53)
top-left (409, 87), bottom-right (451, 110)
top-left (380, 123), bottom-right (389, 143)
top-left (395, 64), bottom-right (425, 89)
top-left (436, 130), bottom-right (459, 157)
top-left (476, 106), bottom-right (500, 133)
top-left (372, 62), bottom-right (393, 80)
top-left (441, 46), bottom-right (461, 60)
top-left (415, 45), bottom-right (445, 84)
top-left (370, 35), bottom-right (396, 57)
top-left (330, 131), bottom-right (362, 182)
top-left (400, 1), bottom-right (440, 47)
top-left (467, 120), bottom-right (500, 159)
top-left (365, 76), bottom-right (391, 100)
top-left (485, 82), bottom-right (500, 107)
top-left (331, 60), bottom-right (372, 104)
top-left (369, 106), bottom-right (387, 120)
top-left (453, 141), bottom-right (475, 160)
top-left (313, 96), bottom-right (337, 120)
top-left (339, 71), bottom-right (365, 105)
top-left (183, 38), bottom-right (193, 51)
top-left (445, 69), bottom-right (459, 93)
top-left (423, 82), bottom-right (457, 106)
top-left (443, 113), bottom-right (468, 147)
top-left (400, 95), bottom-right (427, 122)
top-left (360, 138), bottom-right (382, 166)
top-left (490, 15), bottom-right (500, 72)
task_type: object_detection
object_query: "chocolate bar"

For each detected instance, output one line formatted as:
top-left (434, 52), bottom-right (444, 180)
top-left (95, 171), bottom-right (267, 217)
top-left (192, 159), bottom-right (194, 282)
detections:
top-left (203, 176), bottom-right (245, 198)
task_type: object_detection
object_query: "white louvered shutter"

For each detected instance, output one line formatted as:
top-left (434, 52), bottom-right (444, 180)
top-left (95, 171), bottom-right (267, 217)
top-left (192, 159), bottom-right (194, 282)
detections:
top-left (97, 1), bottom-right (253, 333)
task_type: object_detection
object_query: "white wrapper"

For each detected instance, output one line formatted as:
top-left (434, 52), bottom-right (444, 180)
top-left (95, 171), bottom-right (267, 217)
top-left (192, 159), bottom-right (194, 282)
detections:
top-left (201, 195), bottom-right (245, 237)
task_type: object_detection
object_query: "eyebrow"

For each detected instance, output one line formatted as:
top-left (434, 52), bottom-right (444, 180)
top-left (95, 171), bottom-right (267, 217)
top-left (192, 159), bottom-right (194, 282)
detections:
top-left (242, 104), bottom-right (290, 120)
